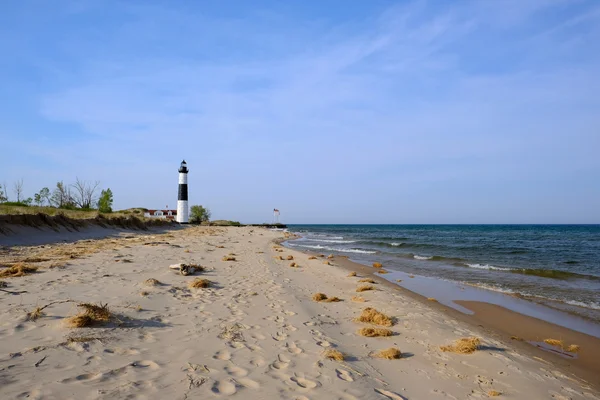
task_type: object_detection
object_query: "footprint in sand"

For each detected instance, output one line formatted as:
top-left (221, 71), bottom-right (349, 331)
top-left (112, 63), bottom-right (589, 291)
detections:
top-left (211, 379), bottom-right (237, 395)
top-left (250, 357), bottom-right (266, 367)
top-left (251, 332), bottom-right (266, 340)
top-left (270, 354), bottom-right (291, 370)
top-left (374, 388), bottom-right (408, 400)
top-left (272, 331), bottom-right (288, 341)
top-left (290, 376), bottom-right (319, 390)
top-left (237, 377), bottom-right (260, 389)
top-left (316, 340), bottom-right (331, 348)
top-left (336, 369), bottom-right (354, 382)
top-left (214, 350), bottom-right (232, 361)
top-left (285, 342), bottom-right (303, 355)
top-left (225, 365), bottom-right (248, 377)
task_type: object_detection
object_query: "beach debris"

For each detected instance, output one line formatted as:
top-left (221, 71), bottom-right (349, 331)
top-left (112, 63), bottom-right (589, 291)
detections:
top-left (222, 255), bottom-right (236, 261)
top-left (309, 256), bottom-right (317, 260)
top-left (373, 347), bottom-right (402, 359)
top-left (510, 336), bottom-right (523, 341)
top-left (427, 297), bottom-right (438, 302)
top-left (543, 338), bottom-right (563, 347)
top-left (323, 261), bottom-right (332, 265)
top-left (372, 262), bottom-right (383, 268)
top-left (140, 291), bottom-right (149, 296)
top-left (542, 339), bottom-right (580, 353)
top-left (440, 337), bottom-right (481, 354)
top-left (356, 285), bottom-right (374, 292)
top-left (143, 278), bottom-right (161, 286)
top-left (409, 275), bottom-right (415, 278)
top-left (327, 254), bottom-right (334, 259)
top-left (67, 303), bottom-right (112, 328)
top-left (287, 255), bottom-right (294, 260)
top-left (218, 322), bottom-right (246, 342)
top-left (0, 280), bottom-right (7, 287)
top-left (0, 263), bottom-right (38, 278)
top-left (351, 296), bottom-right (366, 302)
top-left (323, 349), bottom-right (345, 361)
top-left (488, 390), bottom-right (501, 396)
top-left (566, 344), bottom-right (580, 353)
top-left (312, 293), bottom-right (342, 302)
top-left (396, 279), bottom-right (402, 282)
top-left (318, 254), bottom-right (325, 258)
top-left (356, 307), bottom-right (393, 326)
top-left (312, 293), bottom-right (328, 302)
top-left (359, 278), bottom-right (376, 284)
top-left (289, 262), bottom-right (297, 267)
top-left (347, 272), bottom-right (357, 277)
top-left (169, 263), bottom-right (204, 275)
top-left (358, 327), bottom-right (393, 337)
top-left (377, 269), bottom-right (389, 274)
top-left (188, 278), bottom-right (211, 289)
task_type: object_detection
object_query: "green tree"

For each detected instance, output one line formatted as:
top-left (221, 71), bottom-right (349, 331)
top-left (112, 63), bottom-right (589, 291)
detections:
top-left (36, 187), bottom-right (50, 206)
top-left (50, 181), bottom-right (74, 208)
top-left (190, 205), bottom-right (211, 224)
top-left (23, 197), bottom-right (33, 206)
top-left (97, 188), bottom-right (113, 213)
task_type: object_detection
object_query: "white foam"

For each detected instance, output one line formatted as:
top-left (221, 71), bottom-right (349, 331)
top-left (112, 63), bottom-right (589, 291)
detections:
top-left (305, 239), bottom-right (357, 243)
top-left (390, 242), bottom-right (403, 246)
top-left (466, 263), bottom-right (512, 271)
top-left (414, 255), bottom-right (432, 260)
top-left (288, 244), bottom-right (327, 250)
top-left (564, 300), bottom-right (600, 310)
top-left (334, 248), bottom-right (377, 254)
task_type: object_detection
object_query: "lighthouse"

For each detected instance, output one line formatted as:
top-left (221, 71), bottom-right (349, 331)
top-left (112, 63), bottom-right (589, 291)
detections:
top-left (176, 160), bottom-right (189, 223)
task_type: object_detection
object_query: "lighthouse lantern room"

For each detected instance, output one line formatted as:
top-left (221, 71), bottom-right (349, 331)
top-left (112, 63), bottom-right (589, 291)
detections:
top-left (176, 160), bottom-right (189, 223)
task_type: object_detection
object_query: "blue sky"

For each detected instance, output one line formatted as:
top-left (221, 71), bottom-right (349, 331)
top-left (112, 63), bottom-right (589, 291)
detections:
top-left (1, 0), bottom-right (599, 223)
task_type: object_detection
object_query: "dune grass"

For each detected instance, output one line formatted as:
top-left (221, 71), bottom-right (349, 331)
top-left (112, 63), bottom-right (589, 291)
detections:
top-left (188, 278), bottom-right (211, 289)
top-left (358, 327), bottom-right (393, 337)
top-left (0, 263), bottom-right (38, 278)
top-left (323, 349), bottom-right (344, 361)
top-left (374, 347), bottom-right (402, 359)
top-left (355, 307), bottom-right (393, 327)
top-left (144, 278), bottom-right (161, 286)
top-left (440, 337), bottom-right (481, 354)
top-left (67, 303), bottom-right (111, 328)
top-left (356, 285), bottom-right (374, 292)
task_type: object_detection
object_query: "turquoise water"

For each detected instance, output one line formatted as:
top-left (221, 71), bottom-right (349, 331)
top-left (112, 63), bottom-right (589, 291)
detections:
top-left (286, 225), bottom-right (600, 322)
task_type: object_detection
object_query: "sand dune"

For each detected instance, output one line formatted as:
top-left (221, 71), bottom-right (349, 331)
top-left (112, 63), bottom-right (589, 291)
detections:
top-left (1, 226), bottom-right (598, 399)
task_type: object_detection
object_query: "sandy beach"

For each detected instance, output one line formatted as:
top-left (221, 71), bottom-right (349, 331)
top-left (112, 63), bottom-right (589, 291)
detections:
top-left (1, 225), bottom-right (599, 399)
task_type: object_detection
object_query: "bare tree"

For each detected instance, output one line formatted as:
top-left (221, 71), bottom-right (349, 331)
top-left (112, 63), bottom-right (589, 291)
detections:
top-left (72, 178), bottom-right (100, 209)
top-left (13, 179), bottom-right (24, 202)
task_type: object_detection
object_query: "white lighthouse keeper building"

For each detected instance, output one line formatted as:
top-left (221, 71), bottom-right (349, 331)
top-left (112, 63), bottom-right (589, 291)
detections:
top-left (176, 160), bottom-right (189, 223)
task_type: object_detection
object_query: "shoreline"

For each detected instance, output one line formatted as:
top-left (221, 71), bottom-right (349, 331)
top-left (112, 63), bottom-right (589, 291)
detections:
top-left (281, 241), bottom-right (600, 389)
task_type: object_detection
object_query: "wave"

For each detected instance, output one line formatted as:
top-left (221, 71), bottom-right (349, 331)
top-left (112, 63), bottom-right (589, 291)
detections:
top-left (304, 239), bottom-right (357, 243)
top-left (464, 283), bottom-right (600, 312)
top-left (288, 243), bottom-right (376, 254)
top-left (457, 263), bottom-right (600, 281)
top-left (465, 263), bottom-right (513, 272)
top-left (414, 255), bottom-right (432, 260)
top-left (564, 300), bottom-right (600, 311)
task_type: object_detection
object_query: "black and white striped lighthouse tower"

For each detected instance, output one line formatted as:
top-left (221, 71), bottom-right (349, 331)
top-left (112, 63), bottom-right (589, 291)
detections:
top-left (176, 160), bottom-right (189, 223)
